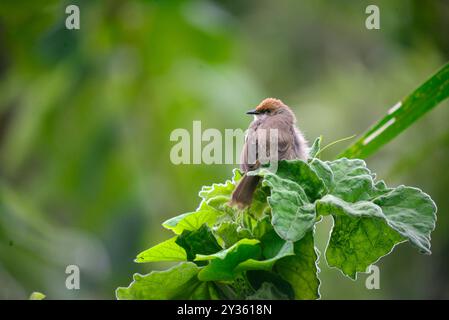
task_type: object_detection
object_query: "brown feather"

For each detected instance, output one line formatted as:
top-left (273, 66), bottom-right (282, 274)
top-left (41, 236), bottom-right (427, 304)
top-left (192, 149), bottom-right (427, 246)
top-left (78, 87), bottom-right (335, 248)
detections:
top-left (230, 175), bottom-right (260, 208)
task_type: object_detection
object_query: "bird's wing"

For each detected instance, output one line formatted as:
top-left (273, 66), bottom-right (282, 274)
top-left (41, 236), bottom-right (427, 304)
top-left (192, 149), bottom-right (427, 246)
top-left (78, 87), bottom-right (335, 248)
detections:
top-left (240, 126), bottom-right (259, 172)
top-left (276, 125), bottom-right (299, 160)
top-left (240, 120), bottom-right (308, 171)
top-left (257, 122), bottom-right (307, 161)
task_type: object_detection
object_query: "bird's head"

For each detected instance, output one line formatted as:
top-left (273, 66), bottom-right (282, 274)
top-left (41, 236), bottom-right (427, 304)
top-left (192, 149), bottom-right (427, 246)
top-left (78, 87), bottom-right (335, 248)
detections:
top-left (246, 98), bottom-right (296, 122)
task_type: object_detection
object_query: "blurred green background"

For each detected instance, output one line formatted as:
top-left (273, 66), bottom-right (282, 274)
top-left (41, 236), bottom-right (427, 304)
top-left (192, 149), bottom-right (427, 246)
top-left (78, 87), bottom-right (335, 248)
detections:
top-left (0, 0), bottom-right (448, 299)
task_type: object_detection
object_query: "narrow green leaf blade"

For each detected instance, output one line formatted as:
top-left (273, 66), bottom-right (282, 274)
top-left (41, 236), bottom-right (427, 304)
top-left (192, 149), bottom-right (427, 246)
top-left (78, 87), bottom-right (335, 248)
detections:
top-left (340, 62), bottom-right (449, 159)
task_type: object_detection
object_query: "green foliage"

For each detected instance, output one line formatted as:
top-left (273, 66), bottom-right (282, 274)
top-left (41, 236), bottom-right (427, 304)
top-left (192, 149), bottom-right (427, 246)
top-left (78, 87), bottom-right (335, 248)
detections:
top-left (116, 139), bottom-right (437, 300)
top-left (196, 239), bottom-right (261, 281)
top-left (308, 136), bottom-right (322, 159)
top-left (116, 262), bottom-right (214, 300)
top-left (135, 237), bottom-right (186, 263)
top-left (274, 231), bottom-right (320, 300)
top-left (29, 292), bottom-right (46, 300)
top-left (0, 0), bottom-right (447, 300)
top-left (176, 224), bottom-right (222, 262)
top-left (340, 62), bottom-right (449, 159)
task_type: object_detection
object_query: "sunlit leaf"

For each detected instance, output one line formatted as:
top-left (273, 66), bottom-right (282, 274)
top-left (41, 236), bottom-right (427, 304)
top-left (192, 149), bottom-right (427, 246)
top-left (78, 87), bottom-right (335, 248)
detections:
top-left (29, 292), bottom-right (46, 300)
top-left (116, 262), bottom-right (218, 300)
top-left (135, 237), bottom-right (187, 263)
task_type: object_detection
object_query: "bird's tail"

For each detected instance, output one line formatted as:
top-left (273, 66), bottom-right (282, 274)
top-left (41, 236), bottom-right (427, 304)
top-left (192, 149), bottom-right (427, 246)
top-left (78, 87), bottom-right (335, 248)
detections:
top-left (230, 174), bottom-right (260, 208)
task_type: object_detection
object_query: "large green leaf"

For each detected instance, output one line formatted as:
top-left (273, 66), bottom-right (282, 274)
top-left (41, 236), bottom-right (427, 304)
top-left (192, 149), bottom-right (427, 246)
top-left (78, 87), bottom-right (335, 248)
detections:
top-left (317, 187), bottom-right (436, 278)
top-left (340, 62), bottom-right (449, 159)
top-left (313, 158), bottom-right (436, 278)
top-left (236, 230), bottom-right (294, 272)
top-left (275, 231), bottom-right (320, 300)
top-left (135, 236), bottom-right (187, 263)
top-left (162, 201), bottom-right (223, 235)
top-left (175, 224), bottom-right (222, 261)
top-left (195, 239), bottom-right (262, 281)
top-left (271, 160), bottom-right (327, 201)
top-left (317, 195), bottom-right (405, 279)
top-left (199, 169), bottom-right (242, 212)
top-left (235, 241), bottom-right (293, 272)
top-left (373, 186), bottom-right (437, 254)
top-left (308, 158), bottom-right (334, 191)
top-left (249, 166), bottom-right (316, 243)
top-left (214, 221), bottom-right (252, 248)
top-left (245, 158), bottom-right (437, 282)
top-left (116, 262), bottom-right (216, 300)
top-left (326, 158), bottom-right (378, 202)
top-left (199, 169), bottom-right (242, 201)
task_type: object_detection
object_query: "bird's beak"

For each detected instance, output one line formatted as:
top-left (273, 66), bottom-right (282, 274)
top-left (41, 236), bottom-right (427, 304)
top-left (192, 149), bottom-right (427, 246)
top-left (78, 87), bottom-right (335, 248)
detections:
top-left (246, 109), bottom-right (260, 115)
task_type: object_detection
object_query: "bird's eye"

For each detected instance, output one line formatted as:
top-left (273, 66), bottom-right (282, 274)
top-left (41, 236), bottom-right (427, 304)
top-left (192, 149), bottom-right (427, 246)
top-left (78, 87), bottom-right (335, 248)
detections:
top-left (266, 109), bottom-right (271, 114)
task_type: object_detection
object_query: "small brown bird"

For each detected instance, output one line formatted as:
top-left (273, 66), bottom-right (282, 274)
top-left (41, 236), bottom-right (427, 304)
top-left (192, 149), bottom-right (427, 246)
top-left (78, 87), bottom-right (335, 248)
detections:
top-left (231, 98), bottom-right (309, 207)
